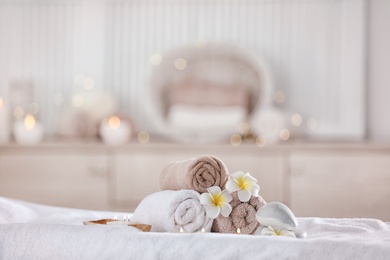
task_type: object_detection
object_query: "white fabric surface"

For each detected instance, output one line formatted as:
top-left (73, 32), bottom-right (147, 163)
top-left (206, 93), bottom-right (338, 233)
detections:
top-left (131, 190), bottom-right (213, 233)
top-left (0, 196), bottom-right (125, 225)
top-left (0, 196), bottom-right (389, 260)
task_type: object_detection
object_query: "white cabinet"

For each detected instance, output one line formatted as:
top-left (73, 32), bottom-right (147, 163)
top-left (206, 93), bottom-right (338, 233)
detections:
top-left (0, 142), bottom-right (389, 221)
top-left (111, 146), bottom-right (187, 210)
top-left (290, 149), bottom-right (390, 221)
top-left (0, 145), bottom-right (109, 210)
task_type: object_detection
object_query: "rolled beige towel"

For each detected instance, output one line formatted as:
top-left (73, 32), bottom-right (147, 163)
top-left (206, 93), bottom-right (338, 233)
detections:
top-left (159, 155), bottom-right (229, 194)
top-left (211, 192), bottom-right (267, 235)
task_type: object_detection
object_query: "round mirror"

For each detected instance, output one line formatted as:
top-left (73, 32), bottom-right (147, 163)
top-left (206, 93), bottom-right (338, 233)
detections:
top-left (146, 42), bottom-right (274, 143)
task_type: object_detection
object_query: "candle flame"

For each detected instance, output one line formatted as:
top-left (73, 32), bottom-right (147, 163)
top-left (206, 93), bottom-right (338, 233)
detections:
top-left (279, 128), bottom-right (290, 141)
top-left (180, 227), bottom-right (184, 233)
top-left (137, 131), bottom-right (150, 144)
top-left (108, 116), bottom-right (121, 129)
top-left (24, 114), bottom-right (36, 129)
top-left (237, 228), bottom-right (241, 234)
top-left (201, 228), bottom-right (205, 233)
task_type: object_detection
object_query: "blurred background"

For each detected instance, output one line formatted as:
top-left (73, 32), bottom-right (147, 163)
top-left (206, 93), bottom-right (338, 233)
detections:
top-left (0, 0), bottom-right (389, 220)
top-left (1, 0), bottom-right (389, 141)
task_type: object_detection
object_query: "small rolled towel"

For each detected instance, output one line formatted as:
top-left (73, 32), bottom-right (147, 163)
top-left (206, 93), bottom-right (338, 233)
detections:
top-left (159, 155), bottom-right (229, 193)
top-left (131, 190), bottom-right (212, 233)
top-left (211, 192), bottom-right (267, 235)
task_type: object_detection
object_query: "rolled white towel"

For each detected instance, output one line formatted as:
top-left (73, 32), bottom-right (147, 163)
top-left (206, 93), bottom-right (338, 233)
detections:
top-left (131, 190), bottom-right (212, 233)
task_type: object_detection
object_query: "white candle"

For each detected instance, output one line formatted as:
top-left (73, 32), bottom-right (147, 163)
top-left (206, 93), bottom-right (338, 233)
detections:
top-left (107, 220), bottom-right (130, 226)
top-left (0, 97), bottom-right (10, 143)
top-left (99, 116), bottom-right (131, 145)
top-left (13, 114), bottom-right (44, 145)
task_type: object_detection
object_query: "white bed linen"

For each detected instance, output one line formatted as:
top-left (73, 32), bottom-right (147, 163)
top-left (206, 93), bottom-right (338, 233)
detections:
top-left (0, 197), bottom-right (389, 260)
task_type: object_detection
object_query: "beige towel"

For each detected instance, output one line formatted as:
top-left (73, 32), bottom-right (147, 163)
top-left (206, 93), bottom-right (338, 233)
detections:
top-left (159, 156), bottom-right (229, 194)
top-left (211, 192), bottom-right (267, 235)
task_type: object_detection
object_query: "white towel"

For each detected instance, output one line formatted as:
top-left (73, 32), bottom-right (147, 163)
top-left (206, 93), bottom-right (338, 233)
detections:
top-left (131, 190), bottom-right (212, 233)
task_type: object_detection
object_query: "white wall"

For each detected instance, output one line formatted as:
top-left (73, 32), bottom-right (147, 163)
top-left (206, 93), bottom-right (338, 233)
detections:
top-left (368, 0), bottom-right (390, 140)
top-left (3, 0), bottom-right (389, 141)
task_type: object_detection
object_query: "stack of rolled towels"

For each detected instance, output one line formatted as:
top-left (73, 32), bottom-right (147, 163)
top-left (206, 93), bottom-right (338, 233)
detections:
top-left (131, 155), bottom-right (267, 234)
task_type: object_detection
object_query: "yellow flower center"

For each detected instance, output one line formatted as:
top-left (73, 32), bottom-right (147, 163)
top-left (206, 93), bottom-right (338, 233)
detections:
top-left (274, 229), bottom-right (282, 236)
top-left (236, 176), bottom-right (249, 190)
top-left (211, 193), bottom-right (224, 207)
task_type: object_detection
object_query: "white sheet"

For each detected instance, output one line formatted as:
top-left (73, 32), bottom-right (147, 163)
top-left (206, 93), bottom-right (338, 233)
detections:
top-left (1, 197), bottom-right (389, 260)
top-left (0, 196), bottom-right (125, 225)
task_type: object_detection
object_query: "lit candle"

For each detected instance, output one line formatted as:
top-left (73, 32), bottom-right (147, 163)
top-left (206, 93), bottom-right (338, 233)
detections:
top-left (107, 220), bottom-right (129, 226)
top-left (179, 227), bottom-right (184, 233)
top-left (107, 215), bottom-right (129, 226)
top-left (13, 114), bottom-right (44, 145)
top-left (99, 116), bottom-right (131, 145)
top-left (201, 228), bottom-right (205, 233)
top-left (237, 228), bottom-right (241, 234)
top-left (0, 96), bottom-right (10, 143)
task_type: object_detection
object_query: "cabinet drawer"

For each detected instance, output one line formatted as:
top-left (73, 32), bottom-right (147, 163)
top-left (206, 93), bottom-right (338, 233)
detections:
top-left (0, 149), bottom-right (108, 210)
top-left (290, 150), bottom-right (390, 221)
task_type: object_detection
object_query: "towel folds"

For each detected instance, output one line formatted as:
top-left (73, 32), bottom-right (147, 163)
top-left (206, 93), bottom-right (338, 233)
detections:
top-left (131, 190), bottom-right (212, 233)
top-left (159, 155), bottom-right (229, 194)
top-left (212, 192), bottom-right (267, 235)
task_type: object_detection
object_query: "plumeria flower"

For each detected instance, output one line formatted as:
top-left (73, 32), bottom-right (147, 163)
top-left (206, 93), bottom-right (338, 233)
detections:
top-left (226, 171), bottom-right (260, 202)
top-left (200, 186), bottom-right (233, 219)
top-left (261, 226), bottom-right (296, 238)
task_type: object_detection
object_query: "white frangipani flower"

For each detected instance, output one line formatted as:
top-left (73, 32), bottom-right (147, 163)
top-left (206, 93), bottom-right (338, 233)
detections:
top-left (261, 226), bottom-right (296, 238)
top-left (200, 186), bottom-right (233, 219)
top-left (226, 171), bottom-right (260, 202)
